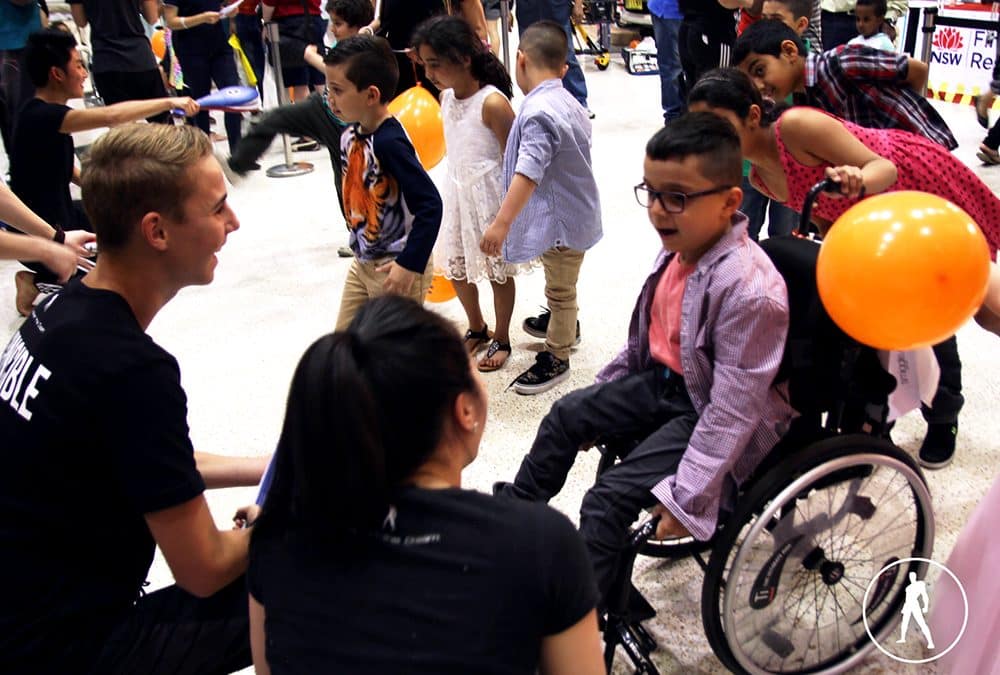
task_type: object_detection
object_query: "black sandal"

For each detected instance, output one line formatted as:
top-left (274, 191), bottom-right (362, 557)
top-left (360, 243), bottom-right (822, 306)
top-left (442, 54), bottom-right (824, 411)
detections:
top-left (478, 340), bottom-right (512, 372)
top-left (463, 325), bottom-right (491, 354)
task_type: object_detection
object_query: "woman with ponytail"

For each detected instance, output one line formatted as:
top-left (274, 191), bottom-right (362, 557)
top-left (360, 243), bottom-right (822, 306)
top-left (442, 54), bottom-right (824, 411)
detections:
top-left (247, 295), bottom-right (603, 674)
top-left (410, 14), bottom-right (534, 373)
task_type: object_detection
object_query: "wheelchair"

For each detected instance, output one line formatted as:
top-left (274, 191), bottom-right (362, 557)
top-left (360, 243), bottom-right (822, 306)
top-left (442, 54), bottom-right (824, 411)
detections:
top-left (598, 181), bottom-right (936, 675)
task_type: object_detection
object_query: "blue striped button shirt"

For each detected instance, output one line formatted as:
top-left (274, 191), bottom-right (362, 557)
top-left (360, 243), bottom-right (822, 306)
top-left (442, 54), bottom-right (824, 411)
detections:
top-left (597, 217), bottom-right (794, 540)
top-left (501, 79), bottom-right (602, 263)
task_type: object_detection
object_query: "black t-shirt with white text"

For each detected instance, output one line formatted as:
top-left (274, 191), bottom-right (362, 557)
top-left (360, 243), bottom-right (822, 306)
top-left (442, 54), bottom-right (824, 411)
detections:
top-left (0, 281), bottom-right (205, 672)
top-left (9, 98), bottom-right (75, 230)
top-left (248, 487), bottom-right (598, 674)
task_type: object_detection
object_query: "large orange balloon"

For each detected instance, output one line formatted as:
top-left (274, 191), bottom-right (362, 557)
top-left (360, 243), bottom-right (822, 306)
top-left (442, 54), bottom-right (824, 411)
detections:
top-left (150, 29), bottom-right (166, 61)
top-left (817, 191), bottom-right (990, 350)
top-left (425, 274), bottom-right (457, 303)
top-left (388, 85), bottom-right (445, 170)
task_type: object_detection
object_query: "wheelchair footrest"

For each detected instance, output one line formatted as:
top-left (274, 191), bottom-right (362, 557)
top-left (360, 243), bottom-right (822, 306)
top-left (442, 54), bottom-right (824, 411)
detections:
top-left (628, 583), bottom-right (657, 623)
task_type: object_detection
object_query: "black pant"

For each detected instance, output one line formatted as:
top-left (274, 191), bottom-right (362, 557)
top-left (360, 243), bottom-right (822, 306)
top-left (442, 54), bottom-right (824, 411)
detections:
top-left (0, 47), bottom-right (34, 156)
top-left (174, 45), bottom-right (243, 154)
top-left (922, 336), bottom-right (963, 425)
top-left (678, 21), bottom-right (733, 98)
top-left (230, 92), bottom-right (345, 210)
top-left (90, 578), bottom-right (251, 675)
top-left (22, 201), bottom-right (91, 284)
top-left (821, 10), bottom-right (859, 50)
top-left (92, 69), bottom-right (171, 124)
top-left (499, 367), bottom-right (698, 604)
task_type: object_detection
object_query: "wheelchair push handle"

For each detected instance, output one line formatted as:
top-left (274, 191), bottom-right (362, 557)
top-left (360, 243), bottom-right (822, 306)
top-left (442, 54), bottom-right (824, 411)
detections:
top-left (796, 178), bottom-right (839, 237)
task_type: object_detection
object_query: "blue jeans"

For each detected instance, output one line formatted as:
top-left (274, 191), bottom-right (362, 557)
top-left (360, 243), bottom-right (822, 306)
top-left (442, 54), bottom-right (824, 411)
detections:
top-left (651, 13), bottom-right (683, 123)
top-left (515, 1), bottom-right (589, 107)
top-left (235, 13), bottom-right (266, 102)
top-left (740, 176), bottom-right (797, 240)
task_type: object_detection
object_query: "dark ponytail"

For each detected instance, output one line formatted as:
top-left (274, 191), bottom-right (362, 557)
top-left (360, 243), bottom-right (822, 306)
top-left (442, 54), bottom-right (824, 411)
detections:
top-left (411, 14), bottom-right (514, 100)
top-left (253, 296), bottom-right (476, 550)
top-left (687, 67), bottom-right (786, 126)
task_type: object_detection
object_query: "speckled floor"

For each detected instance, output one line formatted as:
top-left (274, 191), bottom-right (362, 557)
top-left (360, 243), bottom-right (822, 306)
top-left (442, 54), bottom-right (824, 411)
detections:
top-left (1, 45), bottom-right (996, 675)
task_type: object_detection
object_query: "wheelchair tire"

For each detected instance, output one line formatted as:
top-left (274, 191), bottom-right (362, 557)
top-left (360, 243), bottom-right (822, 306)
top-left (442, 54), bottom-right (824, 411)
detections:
top-left (700, 434), bottom-right (933, 675)
top-left (639, 534), bottom-right (713, 559)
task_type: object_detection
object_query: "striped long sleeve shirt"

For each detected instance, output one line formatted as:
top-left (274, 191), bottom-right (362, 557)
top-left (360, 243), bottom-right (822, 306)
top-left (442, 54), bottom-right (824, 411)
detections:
top-left (597, 217), bottom-right (794, 540)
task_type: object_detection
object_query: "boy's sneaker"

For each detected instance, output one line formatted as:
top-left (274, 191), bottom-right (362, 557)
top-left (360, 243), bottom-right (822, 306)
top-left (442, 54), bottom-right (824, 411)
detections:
top-left (918, 422), bottom-right (957, 470)
top-left (522, 308), bottom-right (581, 344)
top-left (292, 136), bottom-right (320, 152)
top-left (337, 245), bottom-right (353, 258)
top-left (511, 352), bottom-right (570, 395)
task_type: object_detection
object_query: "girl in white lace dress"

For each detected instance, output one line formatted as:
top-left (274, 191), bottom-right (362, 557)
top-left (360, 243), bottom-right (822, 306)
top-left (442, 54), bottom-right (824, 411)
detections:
top-left (412, 15), bottom-right (533, 372)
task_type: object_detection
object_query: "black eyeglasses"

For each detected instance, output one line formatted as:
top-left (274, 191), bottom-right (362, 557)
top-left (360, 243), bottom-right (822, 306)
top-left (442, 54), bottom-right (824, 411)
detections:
top-left (634, 183), bottom-right (734, 213)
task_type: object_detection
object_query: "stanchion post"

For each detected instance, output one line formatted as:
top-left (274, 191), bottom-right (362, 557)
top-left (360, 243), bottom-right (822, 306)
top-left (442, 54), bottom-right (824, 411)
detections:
top-left (263, 21), bottom-right (313, 178)
top-left (919, 7), bottom-right (937, 66)
top-left (500, 0), bottom-right (511, 73)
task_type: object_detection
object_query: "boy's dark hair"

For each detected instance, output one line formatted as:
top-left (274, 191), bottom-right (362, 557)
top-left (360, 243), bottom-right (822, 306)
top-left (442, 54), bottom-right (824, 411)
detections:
top-left (252, 295), bottom-right (479, 547)
top-left (411, 15), bottom-right (513, 99)
top-left (855, 0), bottom-right (887, 17)
top-left (645, 112), bottom-right (743, 188)
top-left (324, 35), bottom-right (399, 103)
top-left (518, 20), bottom-right (568, 72)
top-left (25, 29), bottom-right (77, 88)
top-left (733, 19), bottom-right (806, 66)
top-left (326, 0), bottom-right (375, 28)
top-left (768, 0), bottom-right (813, 21)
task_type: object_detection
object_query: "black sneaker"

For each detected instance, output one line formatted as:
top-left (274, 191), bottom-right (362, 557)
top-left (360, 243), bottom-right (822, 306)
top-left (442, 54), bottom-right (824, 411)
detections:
top-left (918, 423), bottom-right (957, 469)
top-left (522, 308), bottom-right (581, 344)
top-left (511, 352), bottom-right (570, 395)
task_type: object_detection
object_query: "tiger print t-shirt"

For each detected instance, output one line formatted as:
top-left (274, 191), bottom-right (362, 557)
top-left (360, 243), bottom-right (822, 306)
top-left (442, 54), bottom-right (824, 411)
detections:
top-left (339, 117), bottom-right (442, 273)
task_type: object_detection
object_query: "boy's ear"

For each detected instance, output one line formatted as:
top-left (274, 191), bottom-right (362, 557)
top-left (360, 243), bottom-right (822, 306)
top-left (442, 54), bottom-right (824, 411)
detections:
top-left (367, 84), bottom-right (381, 104)
top-left (779, 39), bottom-right (800, 60)
top-left (559, 62), bottom-right (569, 78)
top-left (796, 17), bottom-right (809, 35)
top-left (724, 185), bottom-right (743, 216)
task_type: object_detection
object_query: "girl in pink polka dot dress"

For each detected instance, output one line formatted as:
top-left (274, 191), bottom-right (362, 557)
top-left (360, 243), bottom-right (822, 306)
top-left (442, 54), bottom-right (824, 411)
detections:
top-left (688, 68), bottom-right (1000, 332)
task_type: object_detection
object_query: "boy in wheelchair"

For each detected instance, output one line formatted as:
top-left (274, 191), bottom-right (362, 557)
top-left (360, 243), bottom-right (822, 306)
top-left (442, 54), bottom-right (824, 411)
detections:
top-left (495, 113), bottom-right (795, 607)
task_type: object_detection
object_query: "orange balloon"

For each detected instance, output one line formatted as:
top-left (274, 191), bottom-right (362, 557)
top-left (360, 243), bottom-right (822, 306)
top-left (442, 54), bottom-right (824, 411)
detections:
top-left (151, 29), bottom-right (166, 61)
top-left (425, 274), bottom-right (457, 303)
top-left (817, 191), bottom-right (990, 350)
top-left (388, 85), bottom-right (445, 170)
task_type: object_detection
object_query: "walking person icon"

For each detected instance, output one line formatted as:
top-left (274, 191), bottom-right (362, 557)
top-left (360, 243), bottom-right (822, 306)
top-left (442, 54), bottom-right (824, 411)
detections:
top-left (898, 572), bottom-right (935, 649)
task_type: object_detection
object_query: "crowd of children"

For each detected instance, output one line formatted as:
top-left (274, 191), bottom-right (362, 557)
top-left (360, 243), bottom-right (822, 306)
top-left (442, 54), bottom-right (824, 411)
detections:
top-left (2, 0), bottom-right (1000, 672)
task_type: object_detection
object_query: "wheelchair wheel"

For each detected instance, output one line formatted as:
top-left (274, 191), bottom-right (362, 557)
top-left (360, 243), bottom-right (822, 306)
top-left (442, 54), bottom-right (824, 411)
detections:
top-left (700, 435), bottom-right (933, 675)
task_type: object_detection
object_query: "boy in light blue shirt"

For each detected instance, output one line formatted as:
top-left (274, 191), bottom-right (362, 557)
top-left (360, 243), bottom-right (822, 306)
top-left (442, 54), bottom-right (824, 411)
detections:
top-left (480, 20), bottom-right (601, 395)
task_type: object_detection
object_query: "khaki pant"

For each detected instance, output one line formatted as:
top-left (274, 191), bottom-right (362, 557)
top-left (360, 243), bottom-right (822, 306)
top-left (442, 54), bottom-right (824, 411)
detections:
top-left (335, 257), bottom-right (434, 331)
top-left (541, 246), bottom-right (585, 361)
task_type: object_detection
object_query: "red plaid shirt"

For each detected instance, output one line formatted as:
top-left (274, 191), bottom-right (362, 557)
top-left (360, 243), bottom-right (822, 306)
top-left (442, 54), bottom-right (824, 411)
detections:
top-left (800, 44), bottom-right (958, 150)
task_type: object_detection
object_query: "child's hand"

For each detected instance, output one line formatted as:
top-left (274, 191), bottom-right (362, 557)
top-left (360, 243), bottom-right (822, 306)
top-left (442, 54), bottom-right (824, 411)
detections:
top-left (824, 165), bottom-right (866, 199)
top-left (480, 221), bottom-right (508, 258)
top-left (650, 504), bottom-right (691, 540)
top-left (376, 261), bottom-right (418, 296)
